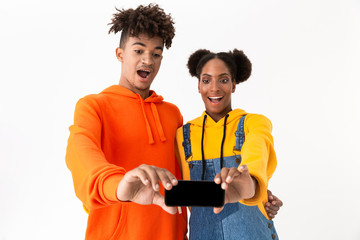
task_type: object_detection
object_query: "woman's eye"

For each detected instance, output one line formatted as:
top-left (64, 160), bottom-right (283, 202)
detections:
top-left (221, 78), bottom-right (229, 83)
top-left (202, 79), bottom-right (209, 84)
top-left (153, 53), bottom-right (161, 57)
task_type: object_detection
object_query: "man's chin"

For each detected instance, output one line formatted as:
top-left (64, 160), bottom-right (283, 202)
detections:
top-left (135, 80), bottom-right (153, 90)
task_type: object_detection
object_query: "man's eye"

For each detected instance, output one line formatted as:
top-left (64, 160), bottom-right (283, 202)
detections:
top-left (202, 79), bottom-right (209, 83)
top-left (153, 53), bottom-right (161, 57)
top-left (135, 50), bottom-right (142, 54)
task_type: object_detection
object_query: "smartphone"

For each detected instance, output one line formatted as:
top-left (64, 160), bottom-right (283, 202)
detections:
top-left (165, 180), bottom-right (225, 207)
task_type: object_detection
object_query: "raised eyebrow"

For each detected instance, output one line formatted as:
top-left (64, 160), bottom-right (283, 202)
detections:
top-left (132, 42), bottom-right (163, 52)
top-left (132, 42), bottom-right (146, 47)
top-left (155, 46), bottom-right (163, 52)
top-left (218, 73), bottom-right (230, 77)
top-left (201, 73), bottom-right (212, 77)
top-left (201, 73), bottom-right (230, 78)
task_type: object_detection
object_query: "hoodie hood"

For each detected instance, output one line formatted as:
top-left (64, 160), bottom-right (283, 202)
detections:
top-left (188, 109), bottom-right (247, 128)
top-left (101, 85), bottom-right (164, 103)
top-left (101, 85), bottom-right (166, 144)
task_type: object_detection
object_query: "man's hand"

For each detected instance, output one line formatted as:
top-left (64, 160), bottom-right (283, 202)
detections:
top-left (213, 165), bottom-right (256, 214)
top-left (265, 190), bottom-right (283, 219)
top-left (116, 164), bottom-right (178, 214)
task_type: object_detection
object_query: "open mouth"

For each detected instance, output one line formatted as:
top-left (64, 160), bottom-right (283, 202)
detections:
top-left (137, 70), bottom-right (151, 79)
top-left (208, 96), bottom-right (223, 103)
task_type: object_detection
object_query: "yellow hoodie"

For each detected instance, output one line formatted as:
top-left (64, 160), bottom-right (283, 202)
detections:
top-left (175, 109), bottom-right (277, 219)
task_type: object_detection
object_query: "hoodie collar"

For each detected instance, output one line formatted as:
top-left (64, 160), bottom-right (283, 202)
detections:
top-left (101, 85), bottom-right (164, 103)
top-left (189, 109), bottom-right (247, 128)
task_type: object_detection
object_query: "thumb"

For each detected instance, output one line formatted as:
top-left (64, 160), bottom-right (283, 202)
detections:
top-left (213, 206), bottom-right (224, 214)
top-left (152, 192), bottom-right (177, 215)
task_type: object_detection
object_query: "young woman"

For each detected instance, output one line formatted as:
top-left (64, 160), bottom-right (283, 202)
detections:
top-left (175, 49), bottom-right (279, 239)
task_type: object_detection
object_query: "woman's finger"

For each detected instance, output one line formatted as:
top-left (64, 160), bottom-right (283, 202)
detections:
top-left (225, 167), bottom-right (240, 183)
top-left (213, 206), bottom-right (224, 214)
top-left (220, 168), bottom-right (230, 189)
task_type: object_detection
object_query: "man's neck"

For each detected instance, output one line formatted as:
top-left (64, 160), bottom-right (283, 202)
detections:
top-left (118, 82), bottom-right (150, 100)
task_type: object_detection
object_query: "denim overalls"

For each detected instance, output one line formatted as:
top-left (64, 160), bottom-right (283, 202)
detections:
top-left (182, 115), bottom-right (278, 240)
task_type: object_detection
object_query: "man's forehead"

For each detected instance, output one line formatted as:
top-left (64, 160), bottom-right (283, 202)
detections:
top-left (127, 34), bottom-right (164, 48)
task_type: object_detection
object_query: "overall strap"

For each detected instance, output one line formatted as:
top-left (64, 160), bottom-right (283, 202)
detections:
top-left (182, 123), bottom-right (192, 160)
top-left (234, 115), bottom-right (247, 151)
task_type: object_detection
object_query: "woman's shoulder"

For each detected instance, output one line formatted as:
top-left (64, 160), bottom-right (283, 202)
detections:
top-left (244, 113), bottom-right (273, 131)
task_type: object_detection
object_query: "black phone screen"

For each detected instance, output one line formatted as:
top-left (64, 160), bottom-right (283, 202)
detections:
top-left (165, 180), bottom-right (225, 207)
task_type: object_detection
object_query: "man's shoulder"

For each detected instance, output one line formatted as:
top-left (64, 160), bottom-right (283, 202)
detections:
top-left (161, 100), bottom-right (180, 110)
top-left (77, 93), bottom-right (104, 105)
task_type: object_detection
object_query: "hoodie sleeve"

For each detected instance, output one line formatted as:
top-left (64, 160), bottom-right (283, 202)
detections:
top-left (65, 96), bottom-right (126, 210)
top-left (239, 114), bottom-right (277, 206)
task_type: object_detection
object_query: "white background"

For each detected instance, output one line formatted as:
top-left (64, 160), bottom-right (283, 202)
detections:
top-left (1, 0), bottom-right (360, 239)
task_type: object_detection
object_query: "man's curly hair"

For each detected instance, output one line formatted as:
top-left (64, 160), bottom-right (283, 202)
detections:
top-left (108, 4), bottom-right (175, 49)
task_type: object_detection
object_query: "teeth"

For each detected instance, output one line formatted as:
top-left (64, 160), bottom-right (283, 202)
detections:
top-left (209, 96), bottom-right (222, 100)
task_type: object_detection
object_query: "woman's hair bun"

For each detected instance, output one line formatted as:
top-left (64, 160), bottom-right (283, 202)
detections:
top-left (230, 49), bottom-right (252, 84)
top-left (187, 49), bottom-right (211, 77)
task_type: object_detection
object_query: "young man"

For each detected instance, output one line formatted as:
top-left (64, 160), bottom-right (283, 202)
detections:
top-left (66, 4), bottom-right (187, 239)
top-left (66, 4), bottom-right (282, 239)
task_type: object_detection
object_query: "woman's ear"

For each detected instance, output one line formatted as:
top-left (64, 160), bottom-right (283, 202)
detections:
top-left (115, 47), bottom-right (124, 62)
top-left (232, 81), bottom-right (236, 93)
top-left (198, 81), bottom-right (201, 93)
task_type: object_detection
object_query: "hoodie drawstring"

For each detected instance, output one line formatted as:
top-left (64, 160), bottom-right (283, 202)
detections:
top-left (140, 99), bottom-right (155, 144)
top-left (201, 114), bottom-right (207, 180)
top-left (201, 113), bottom-right (229, 180)
top-left (220, 114), bottom-right (230, 169)
top-left (138, 95), bottom-right (166, 144)
top-left (151, 103), bottom-right (166, 142)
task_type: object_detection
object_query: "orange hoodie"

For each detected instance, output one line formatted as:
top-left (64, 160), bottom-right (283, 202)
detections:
top-left (66, 85), bottom-right (187, 240)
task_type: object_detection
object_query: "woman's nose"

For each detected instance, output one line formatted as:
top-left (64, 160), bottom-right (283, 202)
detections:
top-left (209, 80), bottom-right (220, 92)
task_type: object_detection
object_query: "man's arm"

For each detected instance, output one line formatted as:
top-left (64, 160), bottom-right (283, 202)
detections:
top-left (66, 97), bottom-right (126, 210)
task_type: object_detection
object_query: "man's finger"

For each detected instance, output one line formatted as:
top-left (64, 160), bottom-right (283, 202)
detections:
top-left (124, 168), bottom-right (150, 186)
top-left (139, 165), bottom-right (161, 191)
top-left (156, 167), bottom-right (176, 190)
top-left (267, 189), bottom-right (274, 201)
top-left (265, 206), bottom-right (278, 216)
top-left (272, 196), bottom-right (283, 207)
top-left (152, 192), bottom-right (177, 214)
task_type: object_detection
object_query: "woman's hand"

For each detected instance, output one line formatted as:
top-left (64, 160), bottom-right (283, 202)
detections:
top-left (213, 165), bottom-right (256, 214)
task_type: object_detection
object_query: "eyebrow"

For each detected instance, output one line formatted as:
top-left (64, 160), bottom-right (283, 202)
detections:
top-left (132, 42), bottom-right (163, 51)
top-left (201, 73), bottom-right (230, 77)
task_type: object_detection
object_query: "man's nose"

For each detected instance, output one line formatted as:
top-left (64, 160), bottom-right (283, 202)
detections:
top-left (141, 53), bottom-right (154, 65)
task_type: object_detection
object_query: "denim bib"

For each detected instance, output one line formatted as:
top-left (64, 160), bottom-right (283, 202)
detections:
top-left (182, 116), bottom-right (278, 240)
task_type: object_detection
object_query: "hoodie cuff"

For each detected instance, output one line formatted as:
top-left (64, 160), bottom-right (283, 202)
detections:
top-left (240, 171), bottom-right (266, 206)
top-left (103, 173), bottom-right (124, 202)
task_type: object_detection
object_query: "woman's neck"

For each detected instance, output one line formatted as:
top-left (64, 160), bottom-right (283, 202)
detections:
top-left (206, 108), bottom-right (232, 122)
